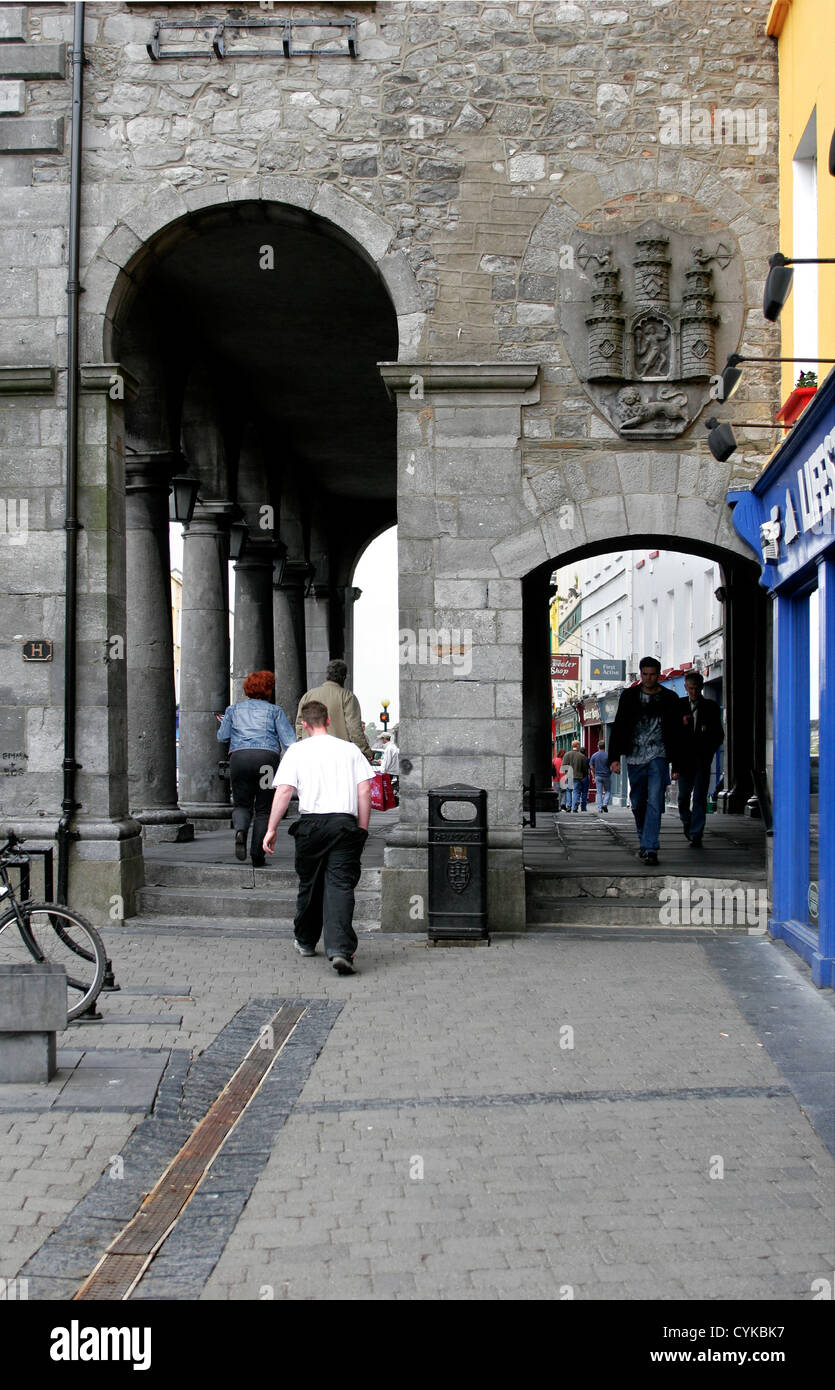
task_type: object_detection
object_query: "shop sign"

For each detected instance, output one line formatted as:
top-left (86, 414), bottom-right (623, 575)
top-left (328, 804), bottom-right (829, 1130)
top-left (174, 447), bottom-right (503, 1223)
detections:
top-left (551, 654), bottom-right (580, 679)
top-left (580, 697), bottom-right (601, 724)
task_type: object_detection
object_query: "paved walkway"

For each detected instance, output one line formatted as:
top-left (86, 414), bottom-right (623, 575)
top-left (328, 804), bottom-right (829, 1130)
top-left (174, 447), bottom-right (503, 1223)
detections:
top-left (1, 907), bottom-right (832, 1301)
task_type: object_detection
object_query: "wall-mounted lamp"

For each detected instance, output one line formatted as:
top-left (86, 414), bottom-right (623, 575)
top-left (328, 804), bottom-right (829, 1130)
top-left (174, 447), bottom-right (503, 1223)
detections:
top-left (763, 252), bottom-right (835, 322)
top-left (228, 519), bottom-right (249, 561)
top-left (717, 353), bottom-right (835, 402)
top-left (272, 539), bottom-right (288, 588)
top-left (704, 416), bottom-right (792, 463)
top-left (168, 474), bottom-right (200, 525)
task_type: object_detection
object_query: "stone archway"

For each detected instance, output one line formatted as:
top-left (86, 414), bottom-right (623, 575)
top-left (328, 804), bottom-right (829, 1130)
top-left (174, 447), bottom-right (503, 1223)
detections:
top-left (62, 180), bottom-right (423, 921)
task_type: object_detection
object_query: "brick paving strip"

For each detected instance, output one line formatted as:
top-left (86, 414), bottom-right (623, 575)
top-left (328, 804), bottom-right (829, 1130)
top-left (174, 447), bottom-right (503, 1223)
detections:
top-left (18, 997), bottom-right (343, 1300)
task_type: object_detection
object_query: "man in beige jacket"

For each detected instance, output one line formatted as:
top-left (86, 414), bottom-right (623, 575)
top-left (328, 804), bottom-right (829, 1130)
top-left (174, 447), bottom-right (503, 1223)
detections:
top-left (295, 659), bottom-right (373, 760)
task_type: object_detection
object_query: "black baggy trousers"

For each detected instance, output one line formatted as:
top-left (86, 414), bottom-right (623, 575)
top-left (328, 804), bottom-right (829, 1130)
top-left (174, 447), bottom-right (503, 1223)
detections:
top-left (229, 749), bottom-right (280, 865)
top-left (289, 813), bottom-right (367, 959)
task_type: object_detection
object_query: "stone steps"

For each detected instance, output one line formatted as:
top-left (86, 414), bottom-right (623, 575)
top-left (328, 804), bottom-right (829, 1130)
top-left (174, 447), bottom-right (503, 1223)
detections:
top-left (526, 873), bottom-right (765, 928)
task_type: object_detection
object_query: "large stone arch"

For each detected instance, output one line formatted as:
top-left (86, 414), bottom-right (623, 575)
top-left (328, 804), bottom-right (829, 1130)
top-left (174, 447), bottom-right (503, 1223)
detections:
top-left (79, 176), bottom-right (425, 362)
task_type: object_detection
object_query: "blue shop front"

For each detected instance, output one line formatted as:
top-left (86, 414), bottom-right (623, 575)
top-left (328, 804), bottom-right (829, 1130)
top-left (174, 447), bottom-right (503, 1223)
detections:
top-left (728, 369), bottom-right (835, 987)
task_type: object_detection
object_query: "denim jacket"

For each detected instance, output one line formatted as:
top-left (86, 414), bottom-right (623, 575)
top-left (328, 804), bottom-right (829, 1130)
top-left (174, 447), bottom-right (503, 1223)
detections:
top-left (217, 699), bottom-right (296, 754)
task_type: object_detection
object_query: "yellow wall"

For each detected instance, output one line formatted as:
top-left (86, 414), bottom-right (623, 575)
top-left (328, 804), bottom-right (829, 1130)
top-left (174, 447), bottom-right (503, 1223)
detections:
top-left (771, 0), bottom-right (835, 402)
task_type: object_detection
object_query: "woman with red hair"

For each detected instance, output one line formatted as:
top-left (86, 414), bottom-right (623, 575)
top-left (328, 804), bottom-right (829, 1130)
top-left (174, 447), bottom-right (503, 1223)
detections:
top-left (216, 671), bottom-right (296, 866)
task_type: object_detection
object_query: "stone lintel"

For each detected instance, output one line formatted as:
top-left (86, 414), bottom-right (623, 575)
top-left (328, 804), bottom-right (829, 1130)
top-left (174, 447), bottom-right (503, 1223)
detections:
top-left (80, 362), bottom-right (140, 400)
top-left (380, 361), bottom-right (540, 397)
top-left (0, 365), bottom-right (55, 394)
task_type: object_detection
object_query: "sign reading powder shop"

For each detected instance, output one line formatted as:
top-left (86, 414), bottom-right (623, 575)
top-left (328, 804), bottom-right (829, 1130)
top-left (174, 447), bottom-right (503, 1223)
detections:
top-left (728, 368), bottom-right (835, 987)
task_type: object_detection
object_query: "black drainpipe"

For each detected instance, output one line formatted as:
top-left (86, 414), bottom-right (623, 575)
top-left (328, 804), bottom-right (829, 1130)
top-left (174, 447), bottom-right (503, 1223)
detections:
top-left (57, 2), bottom-right (85, 904)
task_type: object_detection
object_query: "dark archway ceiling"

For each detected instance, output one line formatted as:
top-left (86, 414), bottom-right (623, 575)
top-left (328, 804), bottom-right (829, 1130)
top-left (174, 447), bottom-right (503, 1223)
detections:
top-left (124, 202), bottom-right (399, 503)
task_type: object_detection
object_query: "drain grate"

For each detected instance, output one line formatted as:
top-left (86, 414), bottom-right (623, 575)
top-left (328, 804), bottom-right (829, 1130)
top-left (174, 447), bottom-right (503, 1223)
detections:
top-left (74, 1001), bottom-right (306, 1300)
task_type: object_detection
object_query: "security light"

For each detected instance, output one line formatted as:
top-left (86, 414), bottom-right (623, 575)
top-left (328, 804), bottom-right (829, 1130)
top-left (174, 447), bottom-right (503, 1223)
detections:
top-left (763, 252), bottom-right (835, 321)
top-left (718, 353), bottom-right (835, 401)
top-left (705, 417), bottom-right (737, 462)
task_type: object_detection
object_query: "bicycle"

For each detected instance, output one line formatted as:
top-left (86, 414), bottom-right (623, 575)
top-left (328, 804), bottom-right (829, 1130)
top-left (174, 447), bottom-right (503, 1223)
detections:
top-left (0, 831), bottom-right (107, 1022)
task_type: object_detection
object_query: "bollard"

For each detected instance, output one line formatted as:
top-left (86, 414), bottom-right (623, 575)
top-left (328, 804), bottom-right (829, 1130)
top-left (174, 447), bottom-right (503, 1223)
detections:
top-left (0, 964), bottom-right (67, 1083)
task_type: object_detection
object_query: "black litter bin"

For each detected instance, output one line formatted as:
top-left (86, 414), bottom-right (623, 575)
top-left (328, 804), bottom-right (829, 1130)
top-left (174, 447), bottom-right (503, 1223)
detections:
top-left (427, 785), bottom-right (488, 941)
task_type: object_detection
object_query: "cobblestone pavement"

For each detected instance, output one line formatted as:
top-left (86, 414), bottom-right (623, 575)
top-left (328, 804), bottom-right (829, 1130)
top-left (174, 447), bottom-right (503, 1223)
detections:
top-left (1, 919), bottom-right (832, 1301)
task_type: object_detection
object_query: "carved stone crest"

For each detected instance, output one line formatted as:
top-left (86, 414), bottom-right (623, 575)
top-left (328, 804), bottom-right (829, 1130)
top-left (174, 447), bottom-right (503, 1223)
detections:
top-left (561, 220), bottom-right (743, 438)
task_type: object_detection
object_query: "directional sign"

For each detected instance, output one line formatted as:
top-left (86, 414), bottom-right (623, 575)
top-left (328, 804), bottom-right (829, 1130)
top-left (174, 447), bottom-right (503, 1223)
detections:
top-left (589, 658), bottom-right (625, 682)
top-left (550, 654), bottom-right (579, 680)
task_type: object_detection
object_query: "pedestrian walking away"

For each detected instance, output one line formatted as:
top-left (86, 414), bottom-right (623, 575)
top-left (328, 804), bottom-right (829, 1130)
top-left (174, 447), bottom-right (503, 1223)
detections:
top-left (295, 659), bottom-right (373, 760)
top-left (562, 739), bottom-right (590, 812)
top-left (589, 739), bottom-right (612, 812)
top-left (674, 670), bottom-right (724, 848)
top-left (216, 670), bottom-right (296, 867)
top-left (608, 657), bottom-right (681, 865)
top-left (263, 700), bottom-right (374, 974)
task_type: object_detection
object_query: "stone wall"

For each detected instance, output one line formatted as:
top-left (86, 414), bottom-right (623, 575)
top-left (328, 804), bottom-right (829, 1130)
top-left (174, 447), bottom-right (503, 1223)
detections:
top-left (0, 1), bottom-right (780, 926)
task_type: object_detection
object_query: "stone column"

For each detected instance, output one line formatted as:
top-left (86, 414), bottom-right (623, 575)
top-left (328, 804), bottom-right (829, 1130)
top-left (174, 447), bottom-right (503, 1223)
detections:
top-left (232, 541), bottom-right (275, 702)
top-left (178, 500), bottom-right (234, 827)
top-left (305, 584), bottom-right (331, 687)
top-left (125, 453), bottom-right (193, 841)
top-left (379, 362), bottom-right (539, 933)
top-left (65, 365), bottom-right (145, 924)
top-left (273, 561), bottom-right (309, 721)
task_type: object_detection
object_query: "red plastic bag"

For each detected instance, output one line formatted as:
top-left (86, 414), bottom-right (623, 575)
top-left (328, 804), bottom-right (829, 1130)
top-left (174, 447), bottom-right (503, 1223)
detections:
top-left (370, 772), bottom-right (396, 810)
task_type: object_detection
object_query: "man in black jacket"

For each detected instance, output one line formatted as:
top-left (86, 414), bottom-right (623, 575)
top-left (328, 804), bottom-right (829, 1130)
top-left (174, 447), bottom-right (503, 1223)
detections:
top-left (673, 671), bottom-right (724, 848)
top-left (608, 657), bottom-right (681, 866)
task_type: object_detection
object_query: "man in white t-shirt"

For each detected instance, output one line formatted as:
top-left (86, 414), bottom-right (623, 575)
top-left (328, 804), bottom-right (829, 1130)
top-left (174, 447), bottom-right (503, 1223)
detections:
top-left (263, 699), bottom-right (374, 974)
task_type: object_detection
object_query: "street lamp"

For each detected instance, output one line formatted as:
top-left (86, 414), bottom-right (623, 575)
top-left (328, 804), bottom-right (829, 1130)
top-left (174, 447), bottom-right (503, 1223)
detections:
top-left (228, 519), bottom-right (249, 561)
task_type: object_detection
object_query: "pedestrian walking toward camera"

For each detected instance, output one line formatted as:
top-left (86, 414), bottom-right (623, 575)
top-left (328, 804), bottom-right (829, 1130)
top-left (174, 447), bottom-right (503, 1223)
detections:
top-left (608, 658), bottom-right (680, 866)
top-left (674, 671), bottom-right (724, 848)
top-left (216, 671), bottom-right (296, 868)
top-left (589, 739), bottom-right (612, 812)
top-left (295, 659), bottom-right (373, 760)
top-left (562, 740), bottom-right (590, 812)
top-left (263, 700), bottom-right (374, 975)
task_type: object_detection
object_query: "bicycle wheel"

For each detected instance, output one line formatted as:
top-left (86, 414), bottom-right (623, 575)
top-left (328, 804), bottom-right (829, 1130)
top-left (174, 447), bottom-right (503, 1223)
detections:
top-left (0, 902), bottom-right (106, 1022)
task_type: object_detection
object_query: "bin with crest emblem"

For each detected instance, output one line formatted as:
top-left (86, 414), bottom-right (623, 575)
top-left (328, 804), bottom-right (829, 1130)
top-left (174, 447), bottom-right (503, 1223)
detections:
top-left (427, 785), bottom-right (488, 941)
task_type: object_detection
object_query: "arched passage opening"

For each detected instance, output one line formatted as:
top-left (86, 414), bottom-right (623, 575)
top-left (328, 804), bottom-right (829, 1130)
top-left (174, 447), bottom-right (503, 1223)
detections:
top-left (109, 198), bottom-right (399, 835)
top-left (522, 533), bottom-right (769, 823)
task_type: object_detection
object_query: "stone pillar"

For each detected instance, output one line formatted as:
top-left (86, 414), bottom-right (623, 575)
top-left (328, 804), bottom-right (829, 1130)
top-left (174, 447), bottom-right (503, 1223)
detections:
top-left (232, 541), bottom-right (275, 703)
top-left (305, 584), bottom-right (331, 687)
top-left (65, 365), bottom-right (144, 924)
top-left (379, 362), bottom-right (539, 933)
top-left (125, 453), bottom-right (193, 841)
top-left (178, 500), bottom-right (234, 828)
top-left (273, 561), bottom-right (308, 721)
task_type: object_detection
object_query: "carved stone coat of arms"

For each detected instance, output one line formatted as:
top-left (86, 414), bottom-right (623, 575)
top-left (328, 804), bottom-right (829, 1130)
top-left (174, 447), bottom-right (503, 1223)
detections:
top-left (561, 220), bottom-right (744, 439)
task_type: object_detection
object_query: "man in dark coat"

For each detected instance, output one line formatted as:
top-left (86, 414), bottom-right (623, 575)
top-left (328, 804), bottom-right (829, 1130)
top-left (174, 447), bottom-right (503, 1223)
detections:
top-left (608, 657), bottom-right (681, 866)
top-left (673, 671), bottom-right (724, 848)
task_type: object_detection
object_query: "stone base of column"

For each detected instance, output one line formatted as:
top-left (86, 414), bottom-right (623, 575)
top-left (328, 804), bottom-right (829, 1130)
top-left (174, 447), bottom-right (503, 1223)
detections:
top-left (381, 825), bottom-right (526, 933)
top-left (179, 804), bottom-right (233, 834)
top-left (133, 808), bottom-right (195, 844)
top-left (67, 818), bottom-right (145, 929)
